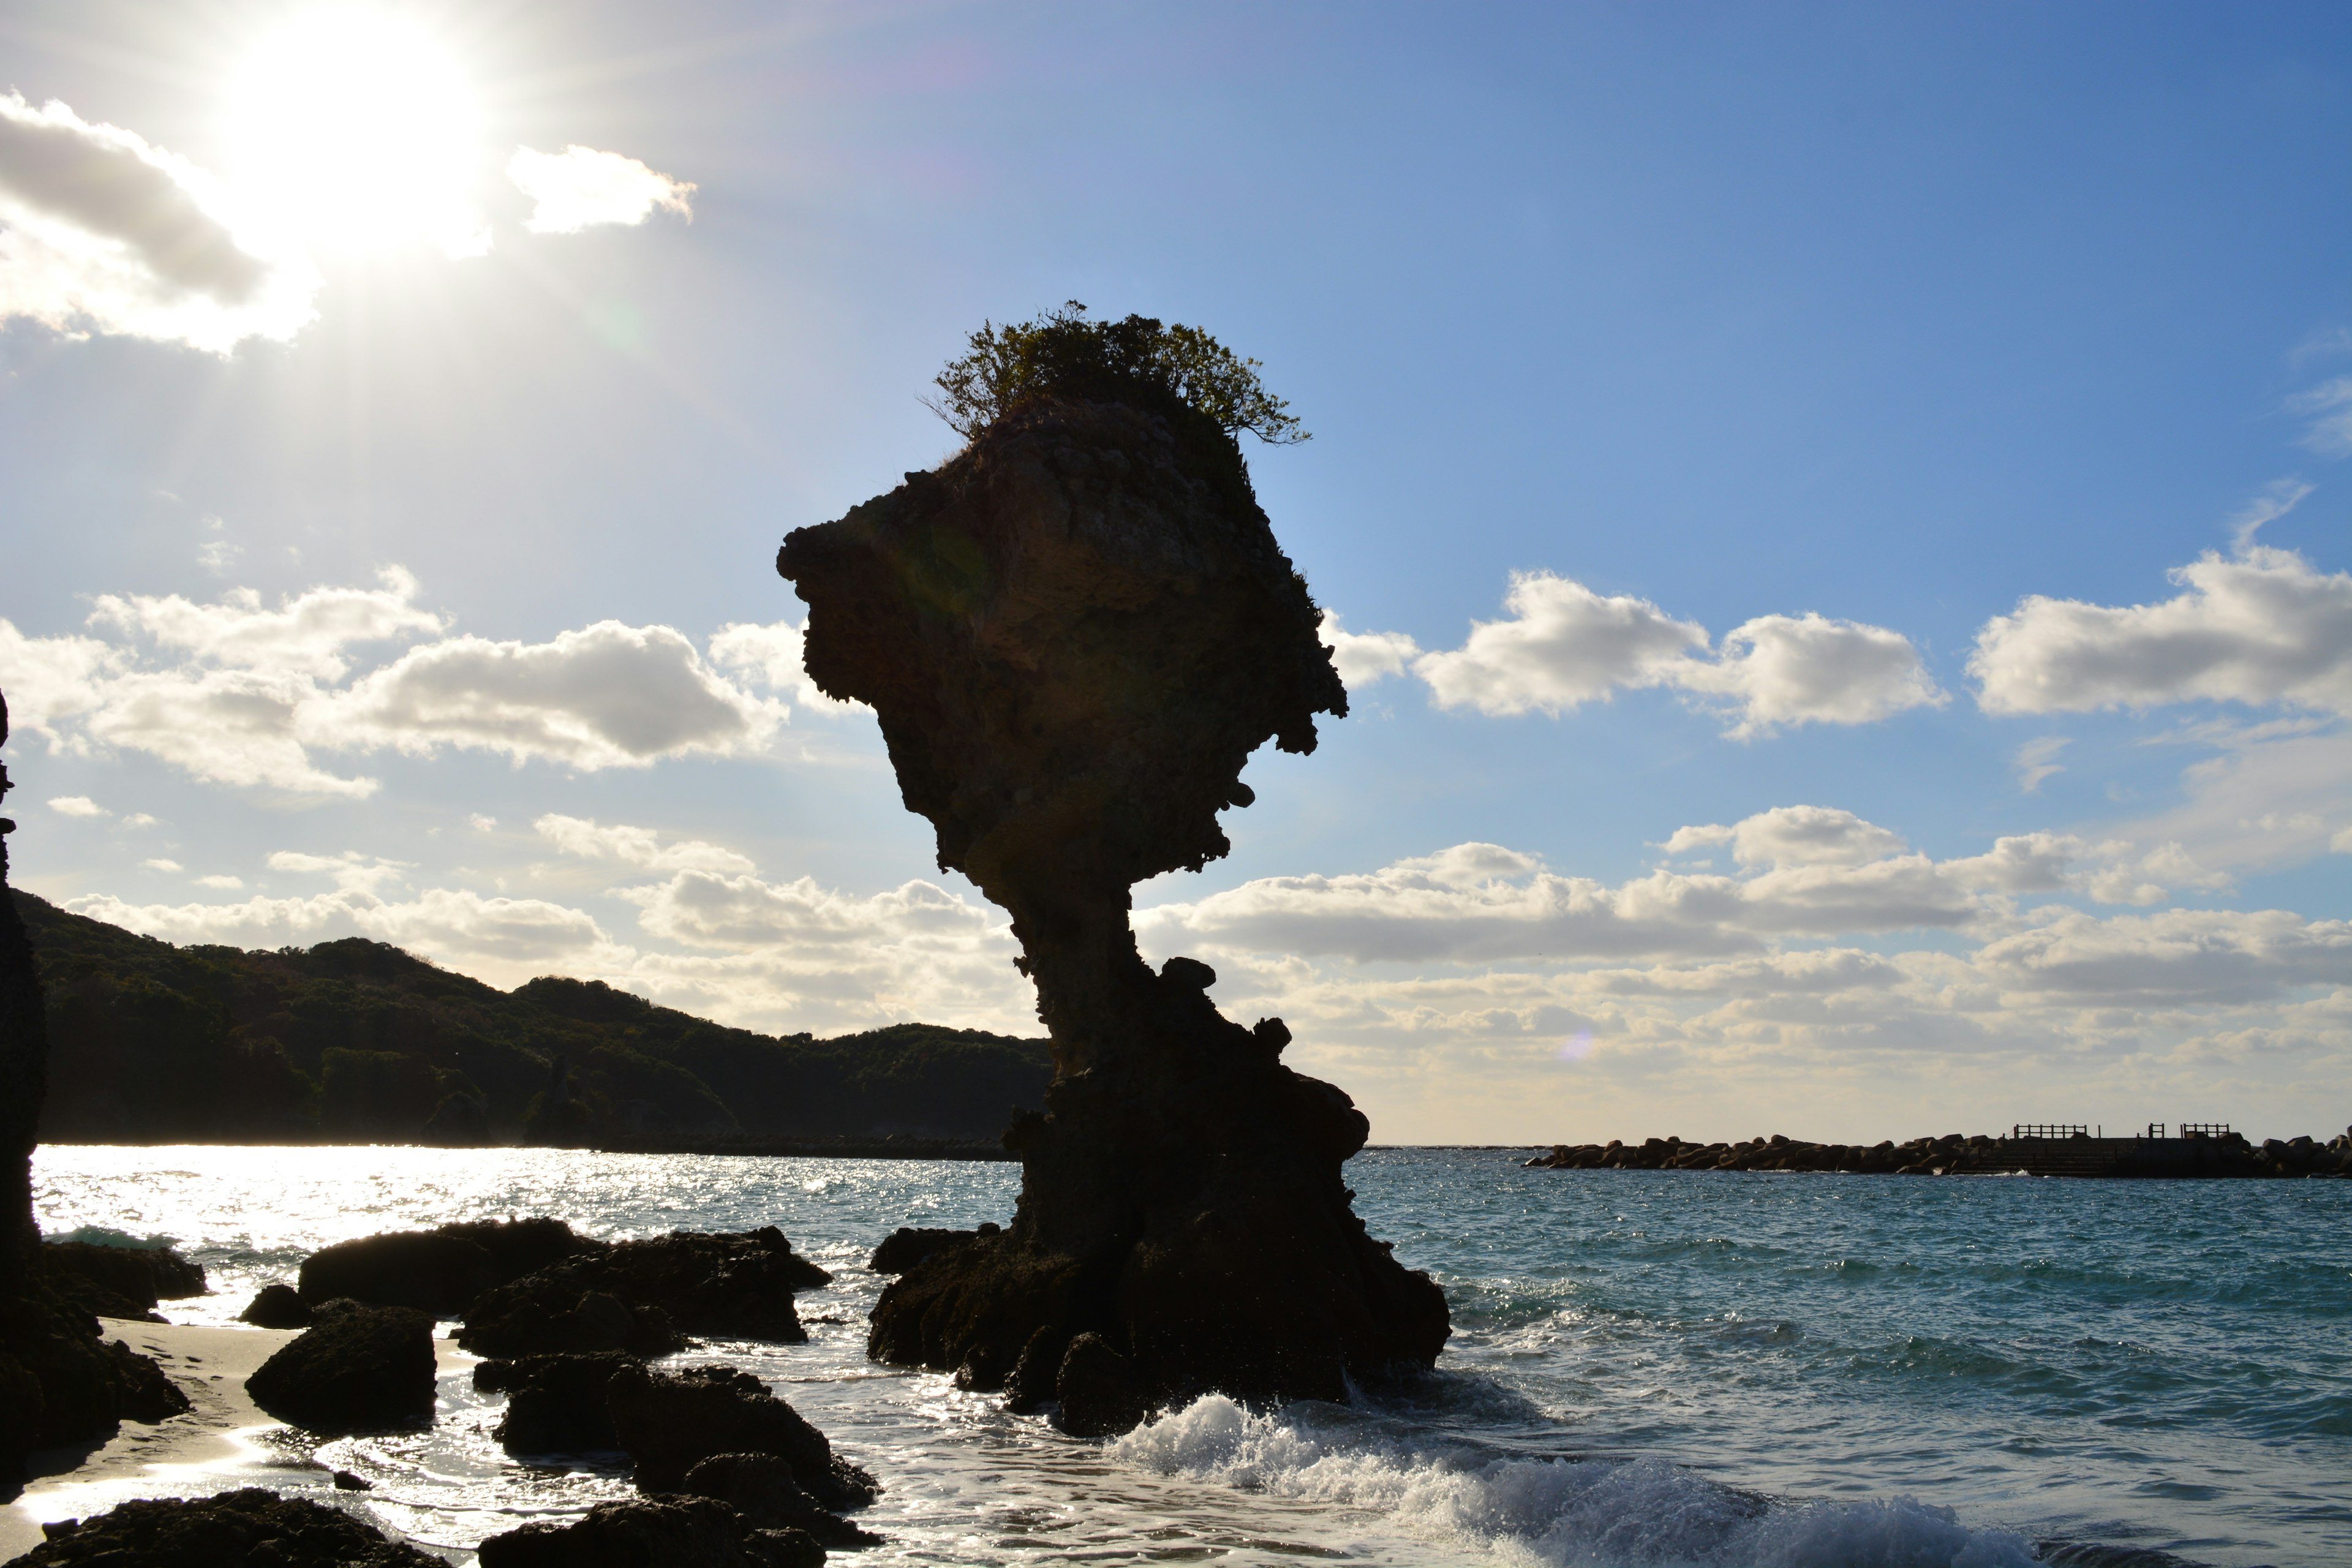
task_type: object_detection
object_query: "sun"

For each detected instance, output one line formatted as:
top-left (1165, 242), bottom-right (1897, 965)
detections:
top-left (224, 6), bottom-right (487, 258)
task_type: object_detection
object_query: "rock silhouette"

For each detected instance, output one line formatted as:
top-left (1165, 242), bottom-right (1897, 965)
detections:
top-left (18, 1489), bottom-right (442, 1568)
top-left (778, 395), bottom-right (1449, 1428)
top-left (247, 1300), bottom-right (437, 1434)
top-left (1, 689), bottom-right (189, 1488)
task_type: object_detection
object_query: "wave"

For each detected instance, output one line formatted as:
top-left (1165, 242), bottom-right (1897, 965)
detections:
top-left (1114, 1394), bottom-right (2038, 1567)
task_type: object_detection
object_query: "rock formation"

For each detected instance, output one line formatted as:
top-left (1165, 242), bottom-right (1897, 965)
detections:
top-left (40, 1240), bottom-right (208, 1323)
top-left (0, 690), bottom-right (189, 1490)
top-left (300, 1217), bottom-right (596, 1314)
top-left (458, 1227), bottom-right (826, 1356)
top-left (777, 396), bottom-right (1449, 1427)
top-left (247, 1301), bottom-right (437, 1434)
top-left (477, 1494), bottom-right (824, 1568)
top-left (19, 1489), bottom-right (442, 1568)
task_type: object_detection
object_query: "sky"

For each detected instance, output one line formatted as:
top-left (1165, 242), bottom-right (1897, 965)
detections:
top-left (1, 0), bottom-right (2348, 1145)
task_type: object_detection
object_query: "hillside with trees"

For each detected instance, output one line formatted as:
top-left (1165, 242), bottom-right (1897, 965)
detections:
top-left (13, 890), bottom-right (1050, 1150)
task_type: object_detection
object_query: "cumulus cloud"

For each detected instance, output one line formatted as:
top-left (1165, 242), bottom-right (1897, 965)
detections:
top-left (1317, 612), bottom-right (1423, 690)
top-left (535, 813), bottom-right (755, 875)
top-left (322, 622), bottom-right (782, 770)
top-left (1388, 571), bottom-right (1940, 735)
top-left (0, 570), bottom-right (793, 797)
top-left (140, 858), bottom-right (181, 872)
top-left (0, 94), bottom-right (317, 351)
top-left (1970, 544), bottom-right (2352, 717)
top-left (707, 619), bottom-right (863, 714)
top-left (1137, 807), bottom-right (2239, 970)
top-left (1413, 573), bottom-right (1705, 715)
top-left (508, 145), bottom-right (694, 235)
top-left (47, 795), bottom-right (106, 818)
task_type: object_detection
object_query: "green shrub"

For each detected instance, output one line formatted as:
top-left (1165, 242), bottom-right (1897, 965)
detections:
top-left (927, 301), bottom-right (1307, 446)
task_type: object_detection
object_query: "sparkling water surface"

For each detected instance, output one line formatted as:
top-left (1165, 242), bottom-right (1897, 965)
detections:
top-left (28, 1146), bottom-right (2352, 1566)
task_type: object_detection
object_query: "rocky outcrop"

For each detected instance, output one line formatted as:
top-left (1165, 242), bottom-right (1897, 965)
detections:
top-left (1, 690), bottom-right (189, 1489)
top-left (605, 1362), bottom-right (878, 1509)
top-left (458, 1228), bottom-right (826, 1357)
top-left (778, 396), bottom-right (1448, 1430)
top-left (1525, 1129), bottom-right (2352, 1178)
top-left (19, 1489), bottom-right (444, 1568)
top-left (300, 1217), bottom-right (598, 1314)
top-left (477, 1495), bottom-right (823, 1568)
top-left (240, 1283), bottom-right (314, 1328)
top-left (867, 1226), bottom-right (982, 1275)
top-left (40, 1241), bottom-right (207, 1322)
top-left (474, 1351), bottom-right (638, 1453)
top-left (677, 1453), bottom-right (881, 1548)
top-left (247, 1301), bottom-right (437, 1434)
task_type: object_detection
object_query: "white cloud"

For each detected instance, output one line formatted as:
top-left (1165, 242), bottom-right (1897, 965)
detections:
top-left (1727, 805), bottom-right (1907, 867)
top-left (508, 145), bottom-right (694, 235)
top-left (141, 858), bottom-right (182, 872)
top-left (0, 571), bottom-right (790, 797)
top-left (2290, 379), bottom-right (2352, 457)
top-left (1673, 612), bottom-right (1947, 737)
top-left (1414, 572), bottom-right (1706, 716)
top-left (2015, 735), bottom-right (2069, 794)
top-left (47, 795), bottom-right (107, 818)
top-left (468, 813), bottom-right (497, 832)
top-left (120, 813), bottom-right (157, 829)
top-left (194, 874), bottom-right (243, 890)
top-left (1658, 823), bottom-right (1734, 856)
top-left (2226, 478), bottom-right (2313, 550)
top-left (323, 622), bottom-right (783, 770)
top-left (707, 619), bottom-right (863, 714)
top-left (1317, 612), bottom-right (1422, 690)
top-left (0, 94), bottom-right (317, 352)
top-left (1395, 571), bottom-right (1940, 735)
top-left (1970, 544), bottom-right (2352, 717)
top-left (535, 813), bottom-right (755, 875)
top-left (268, 850), bottom-right (410, 895)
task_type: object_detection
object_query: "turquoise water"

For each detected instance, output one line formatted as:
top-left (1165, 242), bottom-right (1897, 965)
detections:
top-left (28, 1145), bottom-right (2352, 1566)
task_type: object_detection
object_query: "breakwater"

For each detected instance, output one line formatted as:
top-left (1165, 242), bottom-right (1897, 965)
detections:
top-left (1526, 1126), bottom-right (2352, 1177)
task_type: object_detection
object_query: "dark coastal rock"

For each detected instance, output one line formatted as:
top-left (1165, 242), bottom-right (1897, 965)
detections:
top-left (780, 398), bottom-right (1449, 1433)
top-left (247, 1301), bottom-right (436, 1434)
top-left (39, 1240), bottom-right (207, 1322)
top-left (477, 1495), bottom-right (823, 1568)
top-left (459, 1228), bottom-right (826, 1357)
top-left (474, 1351), bottom-right (639, 1453)
top-left (240, 1283), bottom-right (314, 1328)
top-left (679, 1453), bottom-right (882, 1548)
top-left (300, 1216), bottom-right (598, 1316)
top-left (605, 1362), bottom-right (878, 1509)
top-left (867, 1226), bottom-right (979, 1275)
top-left (1, 688), bottom-right (188, 1487)
top-left (1522, 1128), bottom-right (2352, 1179)
top-left (17, 1488), bottom-right (440, 1567)
top-left (1054, 1332), bottom-right (1150, 1438)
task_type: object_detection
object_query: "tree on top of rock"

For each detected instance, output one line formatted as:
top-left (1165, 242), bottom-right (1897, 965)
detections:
top-left (925, 302), bottom-right (1308, 447)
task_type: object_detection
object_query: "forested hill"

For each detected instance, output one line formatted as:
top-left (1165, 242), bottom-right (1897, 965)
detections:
top-left (13, 890), bottom-right (1052, 1148)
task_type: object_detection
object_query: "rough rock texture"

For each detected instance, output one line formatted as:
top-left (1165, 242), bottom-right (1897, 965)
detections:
top-left (247, 1301), bottom-right (436, 1434)
top-left (18, 1488), bottom-right (442, 1568)
top-left (477, 1496), bottom-right (823, 1568)
top-left (605, 1362), bottom-right (878, 1509)
top-left (474, 1351), bottom-right (638, 1453)
top-left (300, 1217), bottom-right (599, 1314)
top-left (1053, 1332), bottom-right (1148, 1438)
top-left (40, 1240), bottom-right (208, 1322)
top-left (679, 1452), bottom-right (882, 1548)
top-left (241, 1283), bottom-right (314, 1328)
top-left (1, 689), bottom-right (190, 1489)
top-left (1525, 1129), bottom-right (2352, 1178)
top-left (867, 1226), bottom-right (981, 1275)
top-left (459, 1227), bottom-right (826, 1357)
top-left (778, 399), bottom-right (1449, 1426)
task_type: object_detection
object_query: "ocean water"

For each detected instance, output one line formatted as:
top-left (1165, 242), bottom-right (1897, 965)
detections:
top-left (26, 1145), bottom-right (2352, 1567)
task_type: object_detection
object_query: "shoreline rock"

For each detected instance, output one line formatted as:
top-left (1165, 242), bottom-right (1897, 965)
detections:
top-left (1521, 1128), bottom-right (2352, 1178)
top-left (17, 1488), bottom-right (442, 1567)
top-left (782, 394), bottom-right (1449, 1434)
top-left (246, 1302), bottom-right (436, 1434)
top-left (458, 1227), bottom-right (826, 1357)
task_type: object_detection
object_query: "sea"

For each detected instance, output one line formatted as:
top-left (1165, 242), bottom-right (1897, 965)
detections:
top-left (25, 1145), bottom-right (2352, 1567)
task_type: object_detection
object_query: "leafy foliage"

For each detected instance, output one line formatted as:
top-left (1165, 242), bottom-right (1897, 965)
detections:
top-left (927, 301), bottom-right (1308, 446)
top-left (14, 890), bottom-right (1050, 1146)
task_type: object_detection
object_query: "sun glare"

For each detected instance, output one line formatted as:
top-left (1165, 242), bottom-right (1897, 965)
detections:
top-left (225, 6), bottom-right (486, 258)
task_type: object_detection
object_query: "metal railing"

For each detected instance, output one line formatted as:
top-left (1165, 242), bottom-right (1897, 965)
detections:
top-left (2179, 1121), bottom-right (2232, 1139)
top-left (2011, 1123), bottom-right (2090, 1140)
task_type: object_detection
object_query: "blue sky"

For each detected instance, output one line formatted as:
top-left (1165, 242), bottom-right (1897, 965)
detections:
top-left (2, 0), bottom-right (2347, 1142)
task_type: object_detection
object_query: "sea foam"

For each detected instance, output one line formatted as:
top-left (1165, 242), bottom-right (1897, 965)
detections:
top-left (1114, 1394), bottom-right (2038, 1568)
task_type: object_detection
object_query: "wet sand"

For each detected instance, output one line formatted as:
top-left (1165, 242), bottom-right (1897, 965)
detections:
top-left (1, 1317), bottom-right (465, 1563)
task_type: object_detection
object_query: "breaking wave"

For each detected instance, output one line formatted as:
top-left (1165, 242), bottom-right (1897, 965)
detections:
top-left (1115, 1393), bottom-right (2038, 1568)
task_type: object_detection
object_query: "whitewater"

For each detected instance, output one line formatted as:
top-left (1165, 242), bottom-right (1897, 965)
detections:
top-left (26, 1145), bottom-right (2351, 1566)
